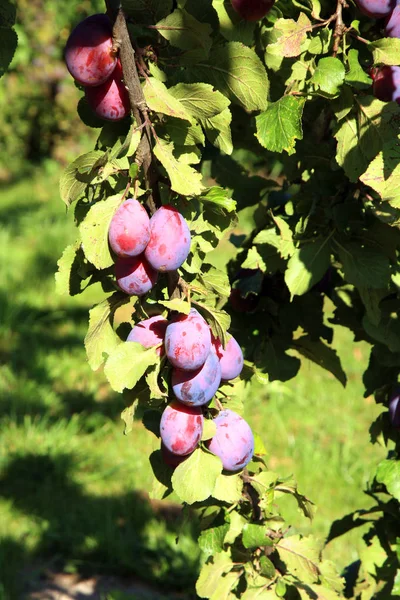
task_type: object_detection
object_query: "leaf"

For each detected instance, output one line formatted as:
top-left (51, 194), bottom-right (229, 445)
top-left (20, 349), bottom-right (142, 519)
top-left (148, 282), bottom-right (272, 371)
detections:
top-left (195, 42), bottom-right (269, 111)
top-left (224, 511), bottom-right (247, 545)
top-left (202, 419), bottom-right (217, 441)
top-left (268, 14), bottom-right (312, 58)
top-left (155, 8), bottom-right (212, 56)
top-left (345, 49), bottom-right (372, 90)
top-left (164, 117), bottom-right (205, 146)
top-left (260, 338), bottom-right (300, 382)
top-left (59, 151), bottom-right (105, 207)
top-left (200, 267), bottom-right (231, 298)
top-left (193, 302), bottom-right (231, 346)
top-left (196, 551), bottom-right (234, 599)
top-left (169, 82), bottom-right (230, 120)
top-left (375, 459), bottom-right (400, 501)
top-left (0, 26), bottom-right (17, 77)
top-left (104, 342), bottom-right (159, 393)
top-left (199, 523), bottom-right (230, 557)
top-left (122, 0), bottom-right (173, 24)
top-left (285, 239), bottom-right (331, 298)
top-left (336, 242), bottom-right (390, 289)
top-left (277, 535), bottom-right (320, 584)
top-left (79, 194), bottom-right (122, 270)
top-left (256, 96), bottom-right (305, 155)
top-left (204, 108), bottom-right (233, 155)
top-left (153, 138), bottom-right (204, 196)
top-left (171, 448), bottom-right (222, 504)
top-left (84, 295), bottom-right (122, 371)
top-left (0, 1), bottom-right (16, 27)
top-left (55, 241), bottom-right (82, 296)
top-left (143, 78), bottom-right (193, 121)
top-left (212, 472), bottom-right (243, 504)
top-left (199, 187), bottom-right (236, 212)
top-left (212, 0), bottom-right (255, 45)
top-left (242, 524), bottom-right (274, 549)
top-left (370, 37), bottom-right (400, 66)
top-left (157, 298), bottom-right (191, 314)
top-left (312, 57), bottom-right (345, 96)
top-left (292, 336), bottom-right (347, 387)
top-left (121, 399), bottom-right (139, 435)
top-left (360, 137), bottom-right (400, 202)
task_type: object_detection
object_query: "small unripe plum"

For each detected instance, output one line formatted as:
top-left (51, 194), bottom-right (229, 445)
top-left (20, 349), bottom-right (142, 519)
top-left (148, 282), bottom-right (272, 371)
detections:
top-left (65, 14), bottom-right (117, 86)
top-left (355, 0), bottom-right (396, 18)
top-left (207, 409), bottom-right (254, 472)
top-left (109, 199), bottom-right (150, 258)
top-left (213, 334), bottom-right (244, 381)
top-left (115, 255), bottom-right (158, 296)
top-left (85, 61), bottom-right (130, 121)
top-left (231, 0), bottom-right (275, 21)
top-left (165, 309), bottom-right (211, 371)
top-left (373, 65), bottom-right (400, 103)
top-left (389, 388), bottom-right (400, 429)
top-left (160, 401), bottom-right (204, 455)
top-left (161, 443), bottom-right (190, 468)
top-left (385, 5), bottom-right (400, 37)
top-left (171, 350), bottom-right (222, 407)
top-left (127, 315), bottom-right (168, 355)
top-left (144, 205), bottom-right (191, 272)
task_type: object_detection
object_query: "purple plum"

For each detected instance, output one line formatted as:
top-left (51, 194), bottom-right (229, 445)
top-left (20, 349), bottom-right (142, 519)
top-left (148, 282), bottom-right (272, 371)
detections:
top-left (115, 255), bottom-right (157, 296)
top-left (207, 409), bottom-right (254, 472)
top-left (355, 0), bottom-right (396, 18)
top-left (165, 309), bottom-right (211, 371)
top-left (85, 60), bottom-right (130, 121)
top-left (160, 400), bottom-right (204, 456)
top-left (372, 65), bottom-right (400, 103)
top-left (144, 205), bottom-right (191, 272)
top-left (213, 334), bottom-right (244, 381)
top-left (127, 315), bottom-right (168, 356)
top-left (386, 4), bottom-right (400, 36)
top-left (109, 199), bottom-right (150, 258)
top-left (171, 350), bottom-right (222, 407)
top-left (389, 388), bottom-right (400, 428)
top-left (231, 0), bottom-right (275, 21)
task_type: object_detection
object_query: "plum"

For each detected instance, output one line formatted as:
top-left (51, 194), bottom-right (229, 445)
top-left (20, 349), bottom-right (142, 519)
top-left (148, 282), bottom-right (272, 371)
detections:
top-left (207, 409), bottom-right (254, 472)
top-left (171, 350), bottom-right (222, 407)
top-left (65, 14), bottom-right (117, 86)
top-left (127, 315), bottom-right (168, 355)
top-left (213, 334), bottom-right (244, 380)
top-left (389, 387), bottom-right (400, 428)
top-left (144, 205), bottom-right (191, 272)
top-left (109, 199), bottom-right (150, 258)
top-left (161, 443), bottom-right (190, 468)
top-left (386, 4), bottom-right (400, 37)
top-left (160, 401), bottom-right (204, 455)
top-left (354, 0), bottom-right (396, 18)
top-left (115, 255), bottom-right (157, 296)
top-left (231, 0), bottom-right (275, 21)
top-left (85, 60), bottom-right (130, 121)
top-left (373, 65), bottom-right (400, 103)
top-left (165, 308), bottom-right (211, 370)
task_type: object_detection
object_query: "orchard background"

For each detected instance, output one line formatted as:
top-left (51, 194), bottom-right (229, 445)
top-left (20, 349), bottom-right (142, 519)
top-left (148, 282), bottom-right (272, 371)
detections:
top-left (1, 0), bottom-right (400, 598)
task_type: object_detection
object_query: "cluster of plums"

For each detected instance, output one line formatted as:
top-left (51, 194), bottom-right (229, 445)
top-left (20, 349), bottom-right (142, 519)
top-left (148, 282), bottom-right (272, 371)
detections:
top-left (354, 0), bottom-right (400, 104)
top-left (128, 309), bottom-right (254, 471)
top-left (109, 200), bottom-right (191, 296)
top-left (65, 14), bottom-right (130, 121)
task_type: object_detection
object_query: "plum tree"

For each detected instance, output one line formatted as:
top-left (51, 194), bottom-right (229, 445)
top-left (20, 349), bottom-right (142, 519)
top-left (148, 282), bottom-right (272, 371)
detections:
top-left (85, 60), bottom-right (130, 121)
top-left (108, 199), bottom-right (150, 257)
top-left (65, 14), bottom-right (117, 86)
top-left (171, 350), bottom-right (221, 406)
top-left (165, 309), bottom-right (211, 370)
top-left (115, 255), bottom-right (158, 296)
top-left (354, 0), bottom-right (396, 18)
top-left (231, 0), bottom-right (275, 21)
top-left (207, 410), bottom-right (254, 472)
top-left (389, 388), bottom-right (400, 428)
top-left (385, 5), bottom-right (400, 36)
top-left (213, 334), bottom-right (244, 381)
top-left (144, 205), bottom-right (191, 272)
top-left (160, 401), bottom-right (204, 455)
top-left (127, 315), bottom-right (168, 355)
top-left (372, 65), bottom-right (400, 103)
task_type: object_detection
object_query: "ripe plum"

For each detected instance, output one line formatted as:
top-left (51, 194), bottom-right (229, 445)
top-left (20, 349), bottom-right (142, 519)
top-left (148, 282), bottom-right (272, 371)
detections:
top-left (213, 334), bottom-right (244, 380)
top-left (145, 205), bottom-right (191, 272)
top-left (85, 60), bottom-right (130, 121)
top-left (207, 409), bottom-right (254, 471)
top-left (165, 309), bottom-right (211, 370)
top-left (171, 350), bottom-right (221, 406)
top-left (160, 401), bottom-right (204, 455)
top-left (386, 5), bottom-right (400, 37)
top-left (109, 199), bottom-right (150, 257)
top-left (127, 315), bottom-right (168, 355)
top-left (115, 255), bottom-right (157, 296)
top-left (355, 0), bottom-right (395, 18)
top-left (373, 65), bottom-right (400, 103)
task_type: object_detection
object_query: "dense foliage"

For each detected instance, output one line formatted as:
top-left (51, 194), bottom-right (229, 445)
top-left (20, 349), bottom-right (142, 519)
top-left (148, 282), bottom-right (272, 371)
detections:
top-left (3, 0), bottom-right (400, 597)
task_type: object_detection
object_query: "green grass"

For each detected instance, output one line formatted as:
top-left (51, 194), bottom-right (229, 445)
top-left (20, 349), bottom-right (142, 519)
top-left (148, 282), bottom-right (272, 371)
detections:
top-left (0, 164), bottom-right (385, 598)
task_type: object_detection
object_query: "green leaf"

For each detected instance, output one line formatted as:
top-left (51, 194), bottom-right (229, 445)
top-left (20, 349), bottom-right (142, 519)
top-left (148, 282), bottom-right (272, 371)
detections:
top-left (0, 26), bottom-right (17, 77)
top-left (336, 242), bottom-right (390, 289)
top-left (292, 336), bottom-right (347, 387)
top-left (59, 151), bottom-right (105, 207)
top-left (155, 8), bottom-right (212, 56)
top-left (0, 1), bottom-right (16, 27)
top-left (312, 57), bottom-right (345, 96)
top-left (199, 524), bottom-right (230, 557)
top-left (201, 419), bottom-right (217, 441)
top-left (79, 194), bottom-right (122, 270)
top-left (277, 535), bottom-right (320, 584)
top-left (260, 338), bottom-right (300, 382)
top-left (224, 511), bottom-right (247, 545)
top-left (204, 108), bottom-right (233, 155)
top-left (157, 298), bottom-right (191, 314)
top-left (55, 241), bottom-right (82, 296)
top-left (199, 186), bottom-right (236, 212)
top-left (212, 472), bottom-right (243, 504)
top-left (360, 137), bottom-right (400, 202)
top-left (345, 49), bottom-right (372, 89)
top-left (143, 78), bottom-right (193, 121)
top-left (104, 342), bottom-right (159, 393)
top-left (169, 82), bottom-right (230, 120)
top-left (285, 239), bottom-right (331, 298)
top-left (195, 42), bottom-right (269, 111)
top-left (196, 551), bottom-right (235, 599)
top-left (164, 117), bottom-right (205, 146)
top-left (121, 399), bottom-right (139, 435)
top-left (122, 0), bottom-right (173, 24)
top-left (84, 295), bottom-right (122, 371)
top-left (200, 267), bottom-right (231, 298)
top-left (370, 37), bottom-right (400, 66)
top-left (171, 448), bottom-right (222, 504)
top-left (194, 302), bottom-right (231, 346)
top-left (212, 0), bottom-right (255, 46)
top-left (308, 28), bottom-right (332, 55)
top-left (256, 96), bottom-right (305, 156)
top-left (268, 14), bottom-right (312, 58)
top-left (375, 459), bottom-right (400, 501)
top-left (153, 138), bottom-right (204, 196)
top-left (242, 524), bottom-right (274, 549)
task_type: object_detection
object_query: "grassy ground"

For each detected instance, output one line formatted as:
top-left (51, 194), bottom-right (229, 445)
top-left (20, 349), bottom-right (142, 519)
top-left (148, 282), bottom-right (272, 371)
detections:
top-left (0, 163), bottom-right (385, 599)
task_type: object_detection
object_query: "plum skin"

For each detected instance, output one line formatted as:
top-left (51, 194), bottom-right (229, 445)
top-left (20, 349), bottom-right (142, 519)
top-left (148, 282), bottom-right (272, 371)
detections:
top-left (231, 0), bottom-right (275, 21)
top-left (145, 205), bottom-right (191, 272)
top-left (385, 5), bottom-right (400, 37)
top-left (207, 409), bottom-right (254, 472)
top-left (161, 443), bottom-right (190, 468)
top-left (373, 65), bottom-right (400, 104)
top-left (65, 14), bottom-right (117, 86)
top-left (389, 388), bottom-right (400, 429)
top-left (165, 309), bottom-right (211, 371)
top-left (85, 60), bottom-right (130, 121)
top-left (160, 401), bottom-right (204, 456)
top-left (355, 0), bottom-right (396, 18)
top-left (213, 334), bottom-right (244, 381)
top-left (171, 350), bottom-right (222, 407)
top-left (127, 315), bottom-right (168, 355)
top-left (115, 255), bottom-right (158, 296)
top-left (109, 199), bottom-right (150, 258)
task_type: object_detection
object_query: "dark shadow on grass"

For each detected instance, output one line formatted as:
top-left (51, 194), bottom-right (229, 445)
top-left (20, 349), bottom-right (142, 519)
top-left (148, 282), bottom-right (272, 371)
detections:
top-left (0, 453), bottom-right (200, 599)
